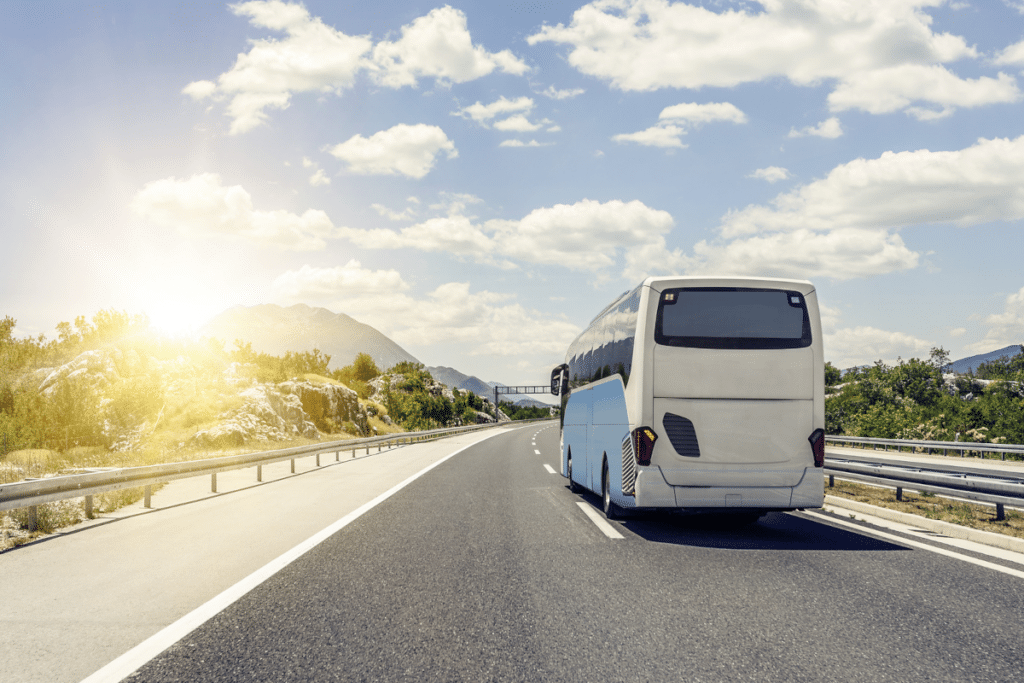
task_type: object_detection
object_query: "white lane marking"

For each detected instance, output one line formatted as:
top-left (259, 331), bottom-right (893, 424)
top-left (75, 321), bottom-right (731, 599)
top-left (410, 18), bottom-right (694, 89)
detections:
top-left (534, 449), bottom-right (541, 455)
top-left (80, 431), bottom-right (507, 683)
top-left (577, 502), bottom-right (624, 539)
top-left (822, 503), bottom-right (1024, 567)
top-left (802, 510), bottom-right (1024, 580)
top-left (543, 464), bottom-right (556, 474)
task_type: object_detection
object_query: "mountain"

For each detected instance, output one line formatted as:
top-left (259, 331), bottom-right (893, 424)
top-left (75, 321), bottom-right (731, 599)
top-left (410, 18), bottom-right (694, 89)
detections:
top-left (201, 304), bottom-right (419, 371)
top-left (427, 365), bottom-right (494, 398)
top-left (427, 366), bottom-right (555, 405)
top-left (948, 345), bottom-right (1023, 375)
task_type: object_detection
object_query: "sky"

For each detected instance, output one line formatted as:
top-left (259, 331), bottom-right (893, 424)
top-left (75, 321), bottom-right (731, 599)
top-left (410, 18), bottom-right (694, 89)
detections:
top-left (2, 0), bottom-right (1024, 384)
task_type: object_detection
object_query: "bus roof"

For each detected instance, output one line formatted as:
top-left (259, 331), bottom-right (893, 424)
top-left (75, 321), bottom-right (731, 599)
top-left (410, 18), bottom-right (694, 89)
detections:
top-left (642, 275), bottom-right (815, 295)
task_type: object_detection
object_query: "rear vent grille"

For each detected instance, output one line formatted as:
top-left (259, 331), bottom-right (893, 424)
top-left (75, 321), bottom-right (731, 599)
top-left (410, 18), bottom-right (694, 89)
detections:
top-left (663, 413), bottom-right (700, 458)
top-left (621, 435), bottom-right (637, 495)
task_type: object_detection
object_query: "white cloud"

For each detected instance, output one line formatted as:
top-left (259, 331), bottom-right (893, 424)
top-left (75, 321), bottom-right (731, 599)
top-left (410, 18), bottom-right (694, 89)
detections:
top-left (612, 124), bottom-right (688, 148)
top-left (370, 6), bottom-right (529, 88)
top-left (687, 135), bottom-right (1024, 281)
top-left (949, 327), bottom-right (966, 338)
top-left (965, 286), bottom-right (1024, 354)
top-left (994, 38), bottom-right (1024, 66)
top-left (329, 123), bottom-right (457, 178)
top-left (371, 202), bottom-right (417, 221)
top-left (334, 197), bottom-right (684, 279)
top-left (185, 3), bottom-right (527, 134)
top-left (689, 228), bottom-right (919, 281)
top-left (308, 169), bottom-right (330, 186)
top-left (720, 135), bottom-right (1024, 238)
top-left (541, 85), bottom-right (585, 99)
top-left (451, 96), bottom-right (534, 126)
top-left (499, 139), bottom-right (550, 147)
top-left (789, 117), bottom-right (843, 138)
top-left (659, 101), bottom-right (747, 125)
top-left (131, 173), bottom-right (339, 250)
top-left (614, 100), bottom-right (746, 148)
top-left (828, 65), bottom-right (1019, 120)
top-left (824, 325), bottom-right (934, 368)
top-left (547, 125), bottom-right (562, 132)
top-left (272, 261), bottom-right (409, 298)
top-left (528, 0), bottom-right (1020, 119)
top-left (748, 166), bottom-right (791, 183)
top-left (272, 264), bottom-right (580, 356)
top-left (493, 114), bottom-right (543, 132)
top-left (182, 80), bottom-right (217, 99)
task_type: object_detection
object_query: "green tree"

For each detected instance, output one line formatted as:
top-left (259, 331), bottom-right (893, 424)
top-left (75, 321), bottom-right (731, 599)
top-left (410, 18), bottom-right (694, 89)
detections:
top-left (824, 362), bottom-right (841, 387)
top-left (351, 353), bottom-right (380, 381)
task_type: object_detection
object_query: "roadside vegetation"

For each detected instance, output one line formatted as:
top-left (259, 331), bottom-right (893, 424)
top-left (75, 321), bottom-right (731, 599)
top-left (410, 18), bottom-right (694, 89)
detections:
top-left (499, 401), bottom-right (551, 421)
top-left (1, 310), bottom-right (551, 547)
top-left (825, 346), bottom-right (1024, 449)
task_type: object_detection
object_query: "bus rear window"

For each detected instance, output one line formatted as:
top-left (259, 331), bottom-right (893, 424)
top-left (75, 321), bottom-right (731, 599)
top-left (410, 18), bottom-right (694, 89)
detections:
top-left (655, 287), bottom-right (811, 350)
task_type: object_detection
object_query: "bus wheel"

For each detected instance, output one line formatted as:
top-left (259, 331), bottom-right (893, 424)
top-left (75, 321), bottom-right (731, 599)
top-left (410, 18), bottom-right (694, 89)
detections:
top-left (567, 450), bottom-right (581, 493)
top-left (602, 461), bottom-right (622, 520)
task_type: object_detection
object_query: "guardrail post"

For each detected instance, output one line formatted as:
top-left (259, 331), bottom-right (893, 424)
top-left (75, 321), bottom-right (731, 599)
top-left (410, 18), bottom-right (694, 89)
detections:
top-left (291, 459), bottom-right (295, 473)
top-left (997, 504), bottom-right (1006, 521)
top-left (145, 485), bottom-right (151, 508)
top-left (335, 451), bottom-right (339, 462)
top-left (316, 453), bottom-right (320, 466)
top-left (28, 505), bottom-right (37, 532)
top-left (257, 465), bottom-right (262, 482)
top-left (351, 448), bottom-right (355, 458)
top-left (366, 445), bottom-right (369, 455)
top-left (211, 473), bottom-right (217, 493)
top-left (895, 487), bottom-right (902, 501)
top-left (85, 495), bottom-right (93, 519)
top-left (828, 474), bottom-right (834, 487)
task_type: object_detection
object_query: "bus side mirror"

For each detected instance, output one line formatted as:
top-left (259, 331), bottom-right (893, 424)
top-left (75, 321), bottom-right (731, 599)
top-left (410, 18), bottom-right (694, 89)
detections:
top-left (551, 364), bottom-right (568, 396)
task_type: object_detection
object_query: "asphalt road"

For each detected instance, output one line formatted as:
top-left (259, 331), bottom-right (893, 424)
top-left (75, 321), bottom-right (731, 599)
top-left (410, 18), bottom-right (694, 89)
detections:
top-left (120, 422), bottom-right (1024, 683)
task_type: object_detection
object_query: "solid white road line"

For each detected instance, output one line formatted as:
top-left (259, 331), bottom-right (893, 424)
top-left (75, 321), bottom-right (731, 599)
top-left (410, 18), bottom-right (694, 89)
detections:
top-left (577, 502), bottom-right (624, 539)
top-left (802, 510), bottom-right (1024, 580)
top-left (79, 430), bottom-right (507, 683)
top-left (822, 503), bottom-right (1024, 567)
top-left (543, 464), bottom-right (556, 474)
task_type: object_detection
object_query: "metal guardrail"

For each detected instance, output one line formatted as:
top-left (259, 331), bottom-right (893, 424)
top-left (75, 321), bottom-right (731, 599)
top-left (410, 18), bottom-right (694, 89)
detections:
top-left (824, 444), bottom-right (1024, 520)
top-left (1, 418), bottom-right (554, 530)
top-left (826, 435), bottom-right (1024, 460)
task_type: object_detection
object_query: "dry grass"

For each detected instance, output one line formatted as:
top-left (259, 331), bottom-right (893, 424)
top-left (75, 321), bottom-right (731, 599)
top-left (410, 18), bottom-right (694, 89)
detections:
top-left (826, 478), bottom-right (1024, 539)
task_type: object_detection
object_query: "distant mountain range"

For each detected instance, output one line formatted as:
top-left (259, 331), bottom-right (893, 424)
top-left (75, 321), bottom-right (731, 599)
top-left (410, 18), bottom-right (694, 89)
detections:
top-left (200, 304), bottom-right (419, 371)
top-left (947, 345), bottom-right (1023, 374)
top-left (841, 344), bottom-right (1023, 376)
top-left (427, 365), bottom-right (555, 406)
top-left (199, 305), bottom-right (550, 403)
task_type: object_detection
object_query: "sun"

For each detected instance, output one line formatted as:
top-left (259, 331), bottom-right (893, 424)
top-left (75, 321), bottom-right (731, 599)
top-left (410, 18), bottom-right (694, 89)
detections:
top-left (146, 299), bottom-right (208, 339)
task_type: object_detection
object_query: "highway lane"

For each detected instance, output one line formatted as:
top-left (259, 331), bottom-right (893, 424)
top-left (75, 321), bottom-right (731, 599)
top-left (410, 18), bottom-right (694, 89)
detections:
top-left (0, 426), bottom-right (522, 683)
top-left (124, 422), bottom-right (1024, 683)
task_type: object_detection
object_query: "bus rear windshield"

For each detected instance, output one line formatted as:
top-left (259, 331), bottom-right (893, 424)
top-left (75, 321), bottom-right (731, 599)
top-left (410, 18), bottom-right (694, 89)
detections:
top-left (655, 287), bottom-right (812, 350)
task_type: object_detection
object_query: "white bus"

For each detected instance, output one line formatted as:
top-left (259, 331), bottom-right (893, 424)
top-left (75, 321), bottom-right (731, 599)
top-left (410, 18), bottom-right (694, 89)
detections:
top-left (551, 276), bottom-right (825, 522)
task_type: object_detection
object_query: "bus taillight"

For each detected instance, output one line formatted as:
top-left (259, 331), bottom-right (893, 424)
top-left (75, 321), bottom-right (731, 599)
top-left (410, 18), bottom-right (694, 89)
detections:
top-left (808, 428), bottom-right (825, 467)
top-left (633, 427), bottom-right (658, 466)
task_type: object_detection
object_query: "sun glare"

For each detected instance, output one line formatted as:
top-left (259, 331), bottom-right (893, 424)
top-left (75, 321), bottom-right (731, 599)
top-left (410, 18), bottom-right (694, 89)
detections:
top-left (146, 300), bottom-right (208, 339)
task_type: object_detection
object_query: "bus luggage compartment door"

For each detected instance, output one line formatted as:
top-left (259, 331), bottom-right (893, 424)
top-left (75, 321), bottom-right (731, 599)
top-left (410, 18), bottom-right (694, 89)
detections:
top-left (652, 397), bottom-right (813, 488)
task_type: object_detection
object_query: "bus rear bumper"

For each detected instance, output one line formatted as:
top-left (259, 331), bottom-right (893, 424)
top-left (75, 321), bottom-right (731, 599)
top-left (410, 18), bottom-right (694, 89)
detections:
top-left (633, 466), bottom-right (824, 510)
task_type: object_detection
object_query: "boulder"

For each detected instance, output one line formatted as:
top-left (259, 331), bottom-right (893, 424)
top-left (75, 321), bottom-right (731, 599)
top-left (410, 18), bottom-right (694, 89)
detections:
top-left (278, 380), bottom-right (369, 435)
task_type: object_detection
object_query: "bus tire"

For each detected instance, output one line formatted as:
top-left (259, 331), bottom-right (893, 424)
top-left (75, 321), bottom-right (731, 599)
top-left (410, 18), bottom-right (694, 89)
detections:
top-left (603, 460), bottom-right (622, 520)
top-left (567, 449), bottom-right (581, 493)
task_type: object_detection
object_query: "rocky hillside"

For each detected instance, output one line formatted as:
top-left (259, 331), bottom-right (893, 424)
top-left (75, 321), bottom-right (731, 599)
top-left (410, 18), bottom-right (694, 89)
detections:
top-left (25, 347), bottom-right (373, 453)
